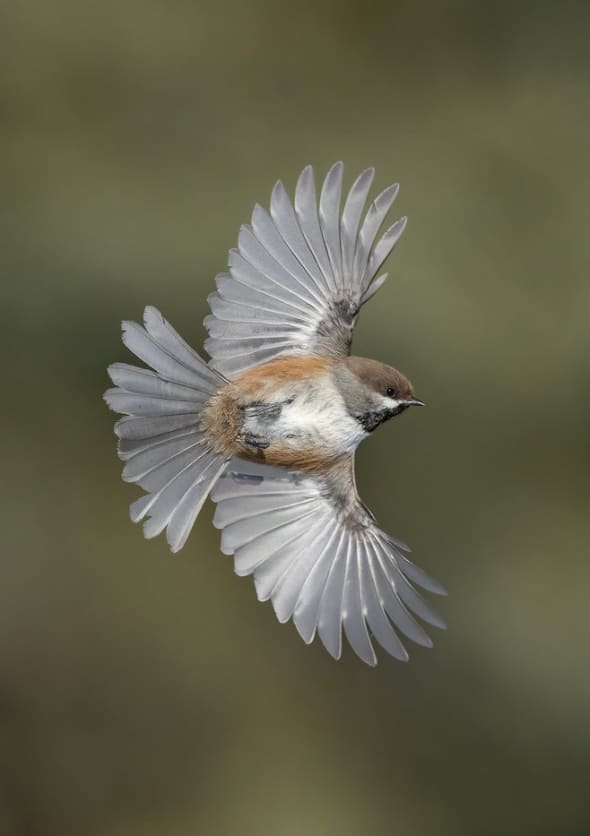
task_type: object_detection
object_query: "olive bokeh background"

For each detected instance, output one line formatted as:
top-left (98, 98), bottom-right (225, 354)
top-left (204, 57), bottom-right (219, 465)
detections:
top-left (2, 2), bottom-right (589, 834)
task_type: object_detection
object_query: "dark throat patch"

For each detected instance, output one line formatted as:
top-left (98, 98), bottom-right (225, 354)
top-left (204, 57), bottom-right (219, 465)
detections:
top-left (356, 405), bottom-right (405, 433)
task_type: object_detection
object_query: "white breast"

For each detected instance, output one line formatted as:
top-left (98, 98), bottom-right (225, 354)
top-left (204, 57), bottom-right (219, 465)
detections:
top-left (242, 373), bottom-right (367, 455)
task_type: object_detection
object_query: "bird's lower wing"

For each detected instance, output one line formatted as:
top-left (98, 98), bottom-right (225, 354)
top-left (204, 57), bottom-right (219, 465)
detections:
top-left (204, 162), bottom-right (406, 376)
top-left (211, 457), bottom-right (446, 666)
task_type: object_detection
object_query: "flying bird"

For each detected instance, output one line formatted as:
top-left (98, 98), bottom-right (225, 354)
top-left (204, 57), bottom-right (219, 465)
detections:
top-left (104, 162), bottom-right (446, 665)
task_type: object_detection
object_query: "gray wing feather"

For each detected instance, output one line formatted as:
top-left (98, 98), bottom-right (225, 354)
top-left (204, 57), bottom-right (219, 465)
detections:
top-left (204, 336), bottom-right (296, 360)
top-left (207, 286), bottom-right (307, 325)
top-left (341, 533), bottom-right (377, 666)
top-left (292, 525), bottom-right (347, 644)
top-left (256, 516), bottom-right (329, 612)
top-left (340, 167), bottom-right (374, 279)
top-left (213, 491), bottom-right (316, 528)
top-left (232, 236), bottom-right (315, 311)
top-left (211, 457), bottom-right (445, 665)
top-left (204, 317), bottom-right (297, 340)
top-left (208, 346), bottom-right (296, 378)
top-left (294, 165), bottom-right (336, 294)
top-left (205, 163), bottom-right (406, 376)
top-left (219, 504), bottom-right (317, 557)
top-left (214, 274), bottom-right (309, 321)
top-left (360, 272), bottom-right (389, 305)
top-left (250, 206), bottom-right (326, 306)
top-left (270, 180), bottom-right (330, 297)
top-left (391, 566), bottom-right (447, 630)
top-left (360, 549), bottom-right (409, 662)
top-left (365, 217), bottom-right (407, 289)
top-left (270, 517), bottom-right (340, 624)
top-left (353, 184), bottom-right (399, 283)
top-left (318, 161), bottom-right (344, 290)
top-left (316, 537), bottom-right (349, 660)
top-left (235, 513), bottom-right (316, 577)
top-left (396, 552), bottom-right (448, 596)
top-left (370, 537), bottom-right (434, 647)
top-left (253, 544), bottom-right (305, 602)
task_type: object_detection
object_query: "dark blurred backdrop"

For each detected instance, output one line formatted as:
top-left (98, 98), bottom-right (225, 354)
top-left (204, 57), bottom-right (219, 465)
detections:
top-left (2, 1), bottom-right (589, 834)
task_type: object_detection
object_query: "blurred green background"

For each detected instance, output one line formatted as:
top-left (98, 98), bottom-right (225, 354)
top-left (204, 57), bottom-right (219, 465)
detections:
top-left (2, 1), bottom-right (590, 834)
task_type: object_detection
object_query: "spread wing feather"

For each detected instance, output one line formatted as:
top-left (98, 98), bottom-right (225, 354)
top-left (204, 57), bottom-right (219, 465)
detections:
top-left (204, 162), bottom-right (407, 376)
top-left (211, 458), bottom-right (446, 666)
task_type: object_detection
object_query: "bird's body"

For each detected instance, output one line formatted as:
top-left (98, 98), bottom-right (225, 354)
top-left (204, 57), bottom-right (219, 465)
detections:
top-left (203, 356), bottom-right (369, 470)
top-left (105, 162), bottom-right (446, 666)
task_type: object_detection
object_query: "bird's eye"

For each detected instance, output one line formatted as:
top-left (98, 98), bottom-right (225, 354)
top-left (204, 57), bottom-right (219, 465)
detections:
top-left (386, 387), bottom-right (396, 398)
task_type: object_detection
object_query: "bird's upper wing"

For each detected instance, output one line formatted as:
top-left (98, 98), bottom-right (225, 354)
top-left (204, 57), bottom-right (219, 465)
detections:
top-left (211, 456), bottom-right (446, 665)
top-left (204, 162), bottom-right (407, 377)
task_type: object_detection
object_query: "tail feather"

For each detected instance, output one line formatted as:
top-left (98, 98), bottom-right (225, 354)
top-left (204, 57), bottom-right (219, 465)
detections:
top-left (121, 431), bottom-right (205, 484)
top-left (116, 425), bottom-right (202, 460)
top-left (115, 413), bottom-right (202, 442)
top-left (121, 312), bottom-right (221, 390)
top-left (141, 449), bottom-right (222, 541)
top-left (107, 363), bottom-right (211, 402)
top-left (165, 458), bottom-right (230, 552)
top-left (133, 441), bottom-right (212, 495)
top-left (104, 389), bottom-right (204, 417)
top-left (105, 306), bottom-right (229, 551)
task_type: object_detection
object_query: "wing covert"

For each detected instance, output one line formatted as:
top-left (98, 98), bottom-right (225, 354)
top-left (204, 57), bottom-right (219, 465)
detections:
top-left (204, 162), bottom-right (407, 377)
top-left (211, 457), bottom-right (446, 666)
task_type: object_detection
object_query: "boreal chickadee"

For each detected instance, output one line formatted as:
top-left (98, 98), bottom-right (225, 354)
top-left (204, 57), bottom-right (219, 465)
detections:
top-left (104, 162), bottom-right (446, 666)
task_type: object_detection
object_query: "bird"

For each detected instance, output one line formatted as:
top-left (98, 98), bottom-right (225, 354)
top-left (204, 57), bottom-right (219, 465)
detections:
top-left (104, 161), bottom-right (447, 666)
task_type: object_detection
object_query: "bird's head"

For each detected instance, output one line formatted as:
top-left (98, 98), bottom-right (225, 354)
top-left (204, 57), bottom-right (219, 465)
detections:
top-left (336, 356), bottom-right (424, 433)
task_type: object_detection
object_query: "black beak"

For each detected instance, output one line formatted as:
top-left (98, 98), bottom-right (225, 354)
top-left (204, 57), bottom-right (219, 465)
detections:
top-left (404, 399), bottom-right (425, 407)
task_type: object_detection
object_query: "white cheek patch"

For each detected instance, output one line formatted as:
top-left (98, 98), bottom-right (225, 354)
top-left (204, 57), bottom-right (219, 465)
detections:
top-left (375, 394), bottom-right (401, 411)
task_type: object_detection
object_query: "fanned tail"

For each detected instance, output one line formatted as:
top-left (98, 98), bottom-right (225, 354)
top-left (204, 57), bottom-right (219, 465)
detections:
top-left (104, 306), bottom-right (230, 552)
